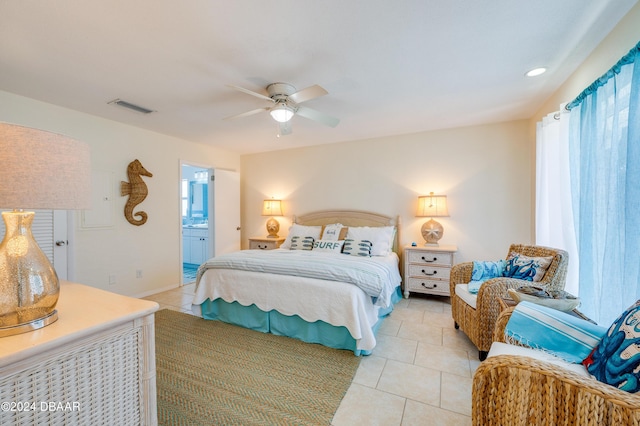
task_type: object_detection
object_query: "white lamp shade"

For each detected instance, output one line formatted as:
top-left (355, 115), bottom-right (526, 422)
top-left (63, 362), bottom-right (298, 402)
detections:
top-left (0, 123), bottom-right (91, 336)
top-left (0, 123), bottom-right (91, 210)
top-left (416, 193), bottom-right (449, 218)
top-left (262, 199), bottom-right (283, 216)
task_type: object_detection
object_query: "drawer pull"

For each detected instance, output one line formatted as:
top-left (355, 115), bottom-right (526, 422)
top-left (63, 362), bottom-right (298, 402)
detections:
top-left (421, 256), bottom-right (438, 263)
top-left (258, 244), bottom-right (268, 249)
top-left (421, 269), bottom-right (437, 276)
top-left (421, 282), bottom-right (437, 289)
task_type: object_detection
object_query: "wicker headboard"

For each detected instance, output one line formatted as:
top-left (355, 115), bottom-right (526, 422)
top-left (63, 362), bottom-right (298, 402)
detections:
top-left (293, 210), bottom-right (401, 254)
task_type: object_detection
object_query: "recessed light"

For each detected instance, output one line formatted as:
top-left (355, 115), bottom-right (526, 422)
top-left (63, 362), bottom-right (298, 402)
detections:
top-left (526, 67), bottom-right (547, 77)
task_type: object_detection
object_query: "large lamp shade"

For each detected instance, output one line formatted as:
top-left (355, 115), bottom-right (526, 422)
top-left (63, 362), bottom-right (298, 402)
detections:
top-left (0, 122), bottom-right (91, 336)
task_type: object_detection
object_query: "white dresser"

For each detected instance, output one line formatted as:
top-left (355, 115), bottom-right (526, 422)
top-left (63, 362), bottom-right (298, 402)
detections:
top-left (0, 282), bottom-right (159, 425)
top-left (403, 245), bottom-right (457, 298)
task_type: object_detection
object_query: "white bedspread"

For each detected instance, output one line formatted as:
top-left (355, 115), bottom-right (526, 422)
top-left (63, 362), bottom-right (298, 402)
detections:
top-left (192, 250), bottom-right (402, 351)
top-left (196, 249), bottom-right (401, 308)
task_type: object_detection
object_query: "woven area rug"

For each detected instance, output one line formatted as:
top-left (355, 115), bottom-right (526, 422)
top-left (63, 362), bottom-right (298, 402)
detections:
top-left (154, 309), bottom-right (361, 425)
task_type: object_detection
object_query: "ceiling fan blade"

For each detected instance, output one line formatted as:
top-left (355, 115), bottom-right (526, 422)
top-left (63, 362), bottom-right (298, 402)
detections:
top-left (295, 105), bottom-right (340, 128)
top-left (226, 84), bottom-right (273, 102)
top-left (223, 107), bottom-right (268, 120)
top-left (277, 121), bottom-right (292, 137)
top-left (289, 84), bottom-right (328, 104)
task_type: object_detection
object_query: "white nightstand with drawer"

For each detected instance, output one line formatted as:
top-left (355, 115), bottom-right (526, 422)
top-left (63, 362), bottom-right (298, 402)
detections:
top-left (249, 237), bottom-right (285, 250)
top-left (403, 245), bottom-right (457, 298)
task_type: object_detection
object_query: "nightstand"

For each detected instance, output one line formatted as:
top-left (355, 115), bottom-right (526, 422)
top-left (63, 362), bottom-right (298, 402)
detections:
top-left (249, 237), bottom-right (285, 250)
top-left (403, 245), bottom-right (457, 298)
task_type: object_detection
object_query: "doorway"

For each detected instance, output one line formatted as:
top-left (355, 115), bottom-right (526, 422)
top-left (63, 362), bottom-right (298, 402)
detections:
top-left (179, 163), bottom-right (241, 286)
top-left (180, 163), bottom-right (213, 285)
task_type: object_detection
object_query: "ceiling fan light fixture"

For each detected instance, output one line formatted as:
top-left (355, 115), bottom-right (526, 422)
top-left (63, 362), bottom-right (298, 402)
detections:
top-left (270, 103), bottom-right (295, 123)
top-left (226, 82), bottom-right (339, 133)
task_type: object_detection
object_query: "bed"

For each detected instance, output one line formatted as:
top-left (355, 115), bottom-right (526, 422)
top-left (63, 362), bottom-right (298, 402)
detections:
top-left (191, 210), bottom-right (403, 355)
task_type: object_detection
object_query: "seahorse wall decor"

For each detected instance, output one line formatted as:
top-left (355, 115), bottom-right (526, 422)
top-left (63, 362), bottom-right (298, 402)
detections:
top-left (120, 159), bottom-right (153, 226)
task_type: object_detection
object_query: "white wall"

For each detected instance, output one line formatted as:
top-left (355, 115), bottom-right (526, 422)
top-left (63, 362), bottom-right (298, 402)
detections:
top-left (241, 119), bottom-right (532, 263)
top-left (0, 90), bottom-right (240, 296)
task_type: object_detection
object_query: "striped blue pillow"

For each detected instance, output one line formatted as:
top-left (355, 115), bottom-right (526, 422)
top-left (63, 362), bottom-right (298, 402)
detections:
top-left (505, 301), bottom-right (606, 363)
top-left (290, 236), bottom-right (314, 250)
top-left (342, 239), bottom-right (372, 257)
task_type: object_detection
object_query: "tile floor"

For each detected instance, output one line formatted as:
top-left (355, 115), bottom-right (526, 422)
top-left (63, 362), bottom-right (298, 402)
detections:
top-left (144, 285), bottom-right (479, 426)
top-left (182, 263), bottom-right (198, 282)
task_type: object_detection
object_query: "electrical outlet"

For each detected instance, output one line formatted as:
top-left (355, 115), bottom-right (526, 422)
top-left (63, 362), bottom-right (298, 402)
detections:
top-left (136, 269), bottom-right (143, 279)
top-left (109, 274), bottom-right (117, 285)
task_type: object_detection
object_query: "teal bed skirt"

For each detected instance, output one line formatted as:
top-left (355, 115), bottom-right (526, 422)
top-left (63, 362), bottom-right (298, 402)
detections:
top-left (199, 286), bottom-right (403, 356)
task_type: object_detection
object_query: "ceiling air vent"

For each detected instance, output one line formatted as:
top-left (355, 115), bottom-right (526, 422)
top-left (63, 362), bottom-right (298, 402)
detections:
top-left (108, 99), bottom-right (156, 114)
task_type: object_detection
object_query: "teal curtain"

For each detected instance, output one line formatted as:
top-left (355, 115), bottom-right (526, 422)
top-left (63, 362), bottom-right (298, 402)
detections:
top-left (567, 41), bottom-right (640, 325)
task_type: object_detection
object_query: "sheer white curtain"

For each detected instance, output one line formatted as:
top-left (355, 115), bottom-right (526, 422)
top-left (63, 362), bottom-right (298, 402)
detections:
top-left (535, 108), bottom-right (579, 295)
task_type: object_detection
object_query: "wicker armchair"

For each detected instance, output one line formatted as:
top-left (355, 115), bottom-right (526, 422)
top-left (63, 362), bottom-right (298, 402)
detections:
top-left (449, 244), bottom-right (568, 360)
top-left (472, 309), bottom-right (640, 426)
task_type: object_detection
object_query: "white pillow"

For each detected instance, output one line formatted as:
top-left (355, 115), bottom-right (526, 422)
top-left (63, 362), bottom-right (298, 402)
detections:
top-left (313, 239), bottom-right (345, 253)
top-left (321, 223), bottom-right (344, 241)
top-left (346, 226), bottom-right (395, 256)
top-left (281, 224), bottom-right (322, 249)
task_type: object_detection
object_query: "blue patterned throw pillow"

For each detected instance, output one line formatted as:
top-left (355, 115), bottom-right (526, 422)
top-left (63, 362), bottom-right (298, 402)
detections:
top-left (582, 299), bottom-right (640, 393)
top-left (290, 236), bottom-right (314, 250)
top-left (342, 239), bottom-right (372, 257)
top-left (504, 253), bottom-right (553, 282)
top-left (468, 260), bottom-right (507, 294)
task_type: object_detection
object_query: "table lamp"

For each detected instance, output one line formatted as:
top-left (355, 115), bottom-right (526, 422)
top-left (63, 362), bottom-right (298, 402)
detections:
top-left (0, 123), bottom-right (91, 337)
top-left (261, 199), bottom-right (283, 238)
top-left (416, 192), bottom-right (449, 246)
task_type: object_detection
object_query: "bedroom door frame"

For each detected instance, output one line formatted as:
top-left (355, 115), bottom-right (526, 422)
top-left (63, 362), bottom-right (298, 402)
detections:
top-left (179, 161), bottom-right (241, 286)
top-left (180, 161), bottom-right (214, 286)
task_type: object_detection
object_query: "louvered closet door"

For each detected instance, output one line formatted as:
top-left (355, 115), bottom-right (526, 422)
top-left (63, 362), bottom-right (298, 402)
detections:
top-left (0, 209), bottom-right (68, 279)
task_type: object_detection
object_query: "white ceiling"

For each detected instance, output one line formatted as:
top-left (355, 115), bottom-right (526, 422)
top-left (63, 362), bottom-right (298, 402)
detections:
top-left (0, 1), bottom-right (636, 154)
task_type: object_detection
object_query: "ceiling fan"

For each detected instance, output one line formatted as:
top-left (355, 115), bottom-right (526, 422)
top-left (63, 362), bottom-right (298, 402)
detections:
top-left (224, 82), bottom-right (340, 136)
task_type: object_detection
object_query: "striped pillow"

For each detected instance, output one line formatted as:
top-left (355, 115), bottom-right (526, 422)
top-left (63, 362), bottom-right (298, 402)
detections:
top-left (342, 239), bottom-right (372, 257)
top-left (290, 236), bottom-right (314, 250)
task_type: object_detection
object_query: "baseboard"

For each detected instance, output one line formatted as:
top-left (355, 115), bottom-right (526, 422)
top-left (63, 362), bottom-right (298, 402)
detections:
top-left (134, 283), bottom-right (181, 299)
